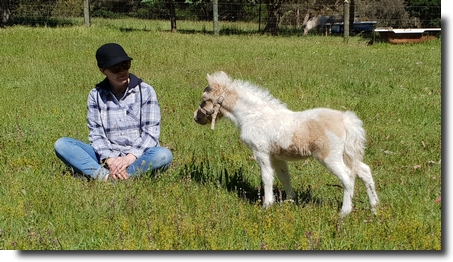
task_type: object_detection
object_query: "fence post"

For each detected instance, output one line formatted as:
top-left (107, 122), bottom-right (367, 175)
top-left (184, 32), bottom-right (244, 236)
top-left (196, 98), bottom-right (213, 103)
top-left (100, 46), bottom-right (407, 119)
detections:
top-left (213, 0), bottom-right (219, 35)
top-left (344, 0), bottom-right (349, 42)
top-left (84, 0), bottom-right (90, 27)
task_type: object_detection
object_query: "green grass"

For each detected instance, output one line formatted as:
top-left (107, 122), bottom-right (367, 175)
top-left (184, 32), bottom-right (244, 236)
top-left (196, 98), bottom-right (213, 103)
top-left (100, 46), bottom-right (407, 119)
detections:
top-left (0, 18), bottom-right (441, 250)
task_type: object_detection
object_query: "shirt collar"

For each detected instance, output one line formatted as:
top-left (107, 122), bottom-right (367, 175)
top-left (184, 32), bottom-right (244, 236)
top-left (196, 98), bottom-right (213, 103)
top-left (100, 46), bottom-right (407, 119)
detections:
top-left (96, 73), bottom-right (142, 93)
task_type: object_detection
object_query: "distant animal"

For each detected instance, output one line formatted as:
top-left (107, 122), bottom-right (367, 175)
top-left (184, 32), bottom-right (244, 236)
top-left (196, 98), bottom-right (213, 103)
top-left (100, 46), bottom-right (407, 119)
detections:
top-left (303, 15), bottom-right (344, 35)
top-left (193, 71), bottom-right (379, 217)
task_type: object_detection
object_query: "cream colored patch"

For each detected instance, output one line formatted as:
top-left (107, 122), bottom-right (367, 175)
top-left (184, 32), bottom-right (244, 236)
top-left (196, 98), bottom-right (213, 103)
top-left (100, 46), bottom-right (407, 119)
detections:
top-left (271, 111), bottom-right (345, 161)
top-left (316, 111), bottom-right (345, 138)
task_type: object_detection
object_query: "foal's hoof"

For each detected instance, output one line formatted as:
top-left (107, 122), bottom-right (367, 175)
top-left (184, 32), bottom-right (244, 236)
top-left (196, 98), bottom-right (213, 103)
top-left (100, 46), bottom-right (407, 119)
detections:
top-left (262, 201), bottom-right (274, 208)
top-left (371, 207), bottom-right (378, 215)
top-left (339, 209), bottom-right (352, 218)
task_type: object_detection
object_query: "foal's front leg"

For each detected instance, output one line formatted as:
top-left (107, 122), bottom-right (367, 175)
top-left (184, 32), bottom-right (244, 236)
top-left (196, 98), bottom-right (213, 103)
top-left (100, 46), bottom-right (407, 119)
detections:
top-left (272, 158), bottom-right (297, 201)
top-left (254, 151), bottom-right (275, 207)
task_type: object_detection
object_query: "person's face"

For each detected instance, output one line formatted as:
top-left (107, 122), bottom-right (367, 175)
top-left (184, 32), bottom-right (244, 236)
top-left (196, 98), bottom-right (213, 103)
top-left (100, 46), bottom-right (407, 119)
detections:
top-left (100, 60), bottom-right (131, 87)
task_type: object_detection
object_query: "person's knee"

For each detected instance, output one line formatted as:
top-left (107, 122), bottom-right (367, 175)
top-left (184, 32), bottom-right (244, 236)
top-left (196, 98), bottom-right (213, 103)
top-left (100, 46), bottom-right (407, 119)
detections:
top-left (161, 148), bottom-right (173, 164)
top-left (54, 137), bottom-right (69, 151)
top-left (153, 147), bottom-right (173, 170)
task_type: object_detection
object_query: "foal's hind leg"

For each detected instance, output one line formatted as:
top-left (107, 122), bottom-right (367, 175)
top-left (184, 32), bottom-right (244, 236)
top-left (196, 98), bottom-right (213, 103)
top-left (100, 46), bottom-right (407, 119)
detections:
top-left (271, 157), bottom-right (297, 202)
top-left (356, 162), bottom-right (379, 214)
top-left (320, 156), bottom-right (356, 217)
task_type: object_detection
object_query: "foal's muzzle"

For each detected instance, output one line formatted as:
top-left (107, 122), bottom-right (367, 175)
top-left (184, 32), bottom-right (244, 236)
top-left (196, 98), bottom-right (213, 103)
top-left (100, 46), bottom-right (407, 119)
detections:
top-left (193, 107), bottom-right (212, 125)
top-left (194, 94), bottom-right (225, 130)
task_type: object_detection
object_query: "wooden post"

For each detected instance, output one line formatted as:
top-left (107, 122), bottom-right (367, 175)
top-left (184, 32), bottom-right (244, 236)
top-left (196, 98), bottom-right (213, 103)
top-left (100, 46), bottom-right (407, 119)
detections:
top-left (83, 0), bottom-right (90, 27)
top-left (213, 0), bottom-right (219, 36)
top-left (344, 0), bottom-right (349, 42)
top-left (372, 26), bottom-right (376, 44)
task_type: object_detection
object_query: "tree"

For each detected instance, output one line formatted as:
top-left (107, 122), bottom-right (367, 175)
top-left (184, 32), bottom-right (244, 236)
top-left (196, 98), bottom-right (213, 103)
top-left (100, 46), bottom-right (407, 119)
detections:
top-left (36, 0), bottom-right (58, 17)
top-left (356, 0), bottom-right (411, 27)
top-left (142, 0), bottom-right (177, 32)
top-left (6, 0), bottom-right (59, 25)
top-left (262, 0), bottom-right (281, 35)
top-left (1, 0), bottom-right (11, 26)
top-left (165, 0), bottom-right (177, 32)
top-left (404, 0), bottom-right (440, 27)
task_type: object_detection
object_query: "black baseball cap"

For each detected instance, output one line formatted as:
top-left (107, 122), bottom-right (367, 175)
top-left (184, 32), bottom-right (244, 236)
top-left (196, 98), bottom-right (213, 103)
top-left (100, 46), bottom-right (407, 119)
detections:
top-left (95, 43), bottom-right (133, 69)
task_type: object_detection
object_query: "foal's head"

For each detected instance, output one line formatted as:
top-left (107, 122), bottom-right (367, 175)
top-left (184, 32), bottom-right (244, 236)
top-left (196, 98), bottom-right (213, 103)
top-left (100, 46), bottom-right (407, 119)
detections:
top-left (193, 72), bottom-right (232, 130)
top-left (193, 85), bottom-right (220, 124)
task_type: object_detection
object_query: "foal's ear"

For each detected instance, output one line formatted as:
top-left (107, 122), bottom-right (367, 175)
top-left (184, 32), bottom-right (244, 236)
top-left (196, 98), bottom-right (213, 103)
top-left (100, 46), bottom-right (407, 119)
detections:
top-left (206, 73), bottom-right (217, 87)
top-left (206, 73), bottom-right (214, 84)
top-left (219, 71), bottom-right (228, 78)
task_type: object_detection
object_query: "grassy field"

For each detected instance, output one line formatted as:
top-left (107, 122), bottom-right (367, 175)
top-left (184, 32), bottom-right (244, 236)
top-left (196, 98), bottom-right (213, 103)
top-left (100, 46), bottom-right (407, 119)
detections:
top-left (0, 18), bottom-right (441, 250)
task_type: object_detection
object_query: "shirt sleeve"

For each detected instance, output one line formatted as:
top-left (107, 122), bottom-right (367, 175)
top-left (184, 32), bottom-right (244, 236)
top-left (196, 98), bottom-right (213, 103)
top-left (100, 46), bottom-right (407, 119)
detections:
top-left (127, 83), bottom-right (161, 159)
top-left (87, 89), bottom-right (118, 161)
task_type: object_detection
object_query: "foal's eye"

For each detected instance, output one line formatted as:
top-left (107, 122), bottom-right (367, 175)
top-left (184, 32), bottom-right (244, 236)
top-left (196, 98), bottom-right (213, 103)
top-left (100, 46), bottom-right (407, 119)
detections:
top-left (203, 85), bottom-right (211, 92)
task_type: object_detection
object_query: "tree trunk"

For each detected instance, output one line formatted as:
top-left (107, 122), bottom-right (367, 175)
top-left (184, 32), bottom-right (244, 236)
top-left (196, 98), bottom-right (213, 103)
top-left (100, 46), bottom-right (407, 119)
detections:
top-left (263, 0), bottom-right (281, 35)
top-left (84, 0), bottom-right (90, 27)
top-left (344, 0), bottom-right (349, 41)
top-left (165, 0), bottom-right (177, 33)
top-left (1, 0), bottom-right (11, 27)
top-left (295, 7), bottom-right (300, 29)
top-left (213, 0), bottom-right (219, 35)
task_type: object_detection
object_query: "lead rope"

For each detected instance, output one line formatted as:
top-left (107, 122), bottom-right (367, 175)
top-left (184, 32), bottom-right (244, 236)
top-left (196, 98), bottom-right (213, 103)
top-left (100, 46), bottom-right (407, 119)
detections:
top-left (210, 94), bottom-right (225, 130)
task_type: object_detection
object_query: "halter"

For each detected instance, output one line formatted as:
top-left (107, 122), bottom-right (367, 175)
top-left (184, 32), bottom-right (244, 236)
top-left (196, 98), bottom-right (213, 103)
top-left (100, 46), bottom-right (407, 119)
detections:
top-left (198, 93), bottom-right (225, 130)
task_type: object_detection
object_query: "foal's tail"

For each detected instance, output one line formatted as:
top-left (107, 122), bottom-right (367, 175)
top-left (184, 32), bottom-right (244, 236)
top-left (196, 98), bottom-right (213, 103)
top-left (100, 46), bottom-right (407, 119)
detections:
top-left (342, 111), bottom-right (366, 172)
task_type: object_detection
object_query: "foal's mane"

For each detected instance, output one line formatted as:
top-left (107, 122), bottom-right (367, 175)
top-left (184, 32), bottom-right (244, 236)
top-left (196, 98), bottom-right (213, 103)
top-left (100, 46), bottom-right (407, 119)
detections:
top-left (231, 79), bottom-right (288, 110)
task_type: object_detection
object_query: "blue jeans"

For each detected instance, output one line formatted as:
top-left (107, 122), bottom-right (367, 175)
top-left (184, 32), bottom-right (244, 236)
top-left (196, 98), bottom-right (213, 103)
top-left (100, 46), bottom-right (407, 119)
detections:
top-left (54, 137), bottom-right (173, 180)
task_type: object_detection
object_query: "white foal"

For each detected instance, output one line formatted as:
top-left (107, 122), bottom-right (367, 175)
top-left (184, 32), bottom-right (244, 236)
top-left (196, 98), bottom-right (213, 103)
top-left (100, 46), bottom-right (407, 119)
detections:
top-left (194, 71), bottom-right (379, 217)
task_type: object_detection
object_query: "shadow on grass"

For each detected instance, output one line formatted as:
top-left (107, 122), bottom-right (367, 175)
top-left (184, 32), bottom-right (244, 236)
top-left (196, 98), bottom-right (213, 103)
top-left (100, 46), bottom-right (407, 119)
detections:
top-left (112, 24), bottom-right (373, 41)
top-left (168, 27), bottom-right (312, 37)
top-left (4, 18), bottom-right (374, 43)
top-left (10, 17), bottom-right (79, 27)
top-left (178, 158), bottom-right (331, 208)
top-left (117, 27), bottom-right (266, 36)
top-left (164, 27), bottom-right (376, 42)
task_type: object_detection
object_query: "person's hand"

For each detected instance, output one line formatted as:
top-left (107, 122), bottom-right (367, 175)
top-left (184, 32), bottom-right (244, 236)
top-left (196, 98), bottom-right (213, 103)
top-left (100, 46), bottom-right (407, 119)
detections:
top-left (113, 167), bottom-right (129, 180)
top-left (105, 157), bottom-right (128, 180)
top-left (105, 155), bottom-right (136, 180)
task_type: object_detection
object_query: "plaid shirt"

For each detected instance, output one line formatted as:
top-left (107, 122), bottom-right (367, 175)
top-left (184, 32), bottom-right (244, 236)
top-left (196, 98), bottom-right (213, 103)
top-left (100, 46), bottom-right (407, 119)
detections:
top-left (87, 73), bottom-right (161, 161)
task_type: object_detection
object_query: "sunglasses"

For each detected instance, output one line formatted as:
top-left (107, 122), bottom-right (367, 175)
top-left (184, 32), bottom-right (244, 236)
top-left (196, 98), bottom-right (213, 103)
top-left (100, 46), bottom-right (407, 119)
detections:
top-left (108, 61), bottom-right (131, 74)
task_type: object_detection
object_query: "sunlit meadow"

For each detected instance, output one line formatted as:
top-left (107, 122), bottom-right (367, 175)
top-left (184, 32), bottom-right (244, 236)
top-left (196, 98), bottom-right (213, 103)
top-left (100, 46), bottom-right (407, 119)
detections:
top-left (0, 18), bottom-right (441, 250)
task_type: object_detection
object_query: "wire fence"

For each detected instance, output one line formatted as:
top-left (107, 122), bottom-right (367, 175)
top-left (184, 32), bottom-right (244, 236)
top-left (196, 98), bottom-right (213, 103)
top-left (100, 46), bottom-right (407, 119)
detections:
top-left (5, 0), bottom-right (441, 30)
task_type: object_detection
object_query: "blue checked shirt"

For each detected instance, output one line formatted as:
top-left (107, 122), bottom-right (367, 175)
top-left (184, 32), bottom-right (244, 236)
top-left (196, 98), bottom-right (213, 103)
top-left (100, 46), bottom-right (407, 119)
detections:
top-left (87, 74), bottom-right (161, 161)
